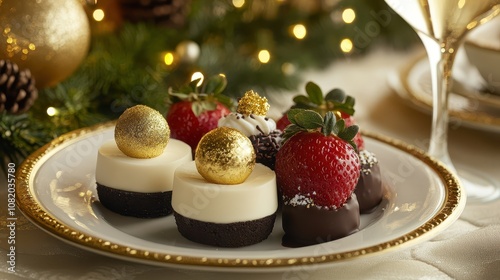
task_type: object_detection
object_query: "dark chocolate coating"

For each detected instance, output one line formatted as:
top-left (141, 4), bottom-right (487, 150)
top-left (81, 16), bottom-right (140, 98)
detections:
top-left (174, 211), bottom-right (276, 247)
top-left (354, 152), bottom-right (383, 213)
top-left (97, 183), bottom-right (172, 218)
top-left (281, 194), bottom-right (360, 247)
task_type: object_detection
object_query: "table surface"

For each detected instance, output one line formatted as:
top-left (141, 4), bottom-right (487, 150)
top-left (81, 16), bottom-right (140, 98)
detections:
top-left (2, 47), bottom-right (500, 280)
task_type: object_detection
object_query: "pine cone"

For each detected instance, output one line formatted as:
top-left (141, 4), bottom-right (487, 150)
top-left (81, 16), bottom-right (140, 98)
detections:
top-left (0, 60), bottom-right (38, 114)
top-left (118, 0), bottom-right (190, 27)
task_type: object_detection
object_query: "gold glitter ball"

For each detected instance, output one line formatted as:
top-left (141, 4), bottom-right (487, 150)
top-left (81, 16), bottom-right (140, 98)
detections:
top-left (115, 105), bottom-right (170, 159)
top-left (195, 127), bottom-right (256, 185)
top-left (236, 90), bottom-right (270, 116)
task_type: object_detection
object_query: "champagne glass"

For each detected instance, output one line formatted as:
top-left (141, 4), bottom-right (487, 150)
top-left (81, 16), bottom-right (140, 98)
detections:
top-left (385, 0), bottom-right (500, 203)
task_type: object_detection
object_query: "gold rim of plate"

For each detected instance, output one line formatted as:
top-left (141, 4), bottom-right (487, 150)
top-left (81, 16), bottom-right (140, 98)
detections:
top-left (400, 54), bottom-right (500, 128)
top-left (465, 40), bottom-right (500, 53)
top-left (15, 121), bottom-right (464, 269)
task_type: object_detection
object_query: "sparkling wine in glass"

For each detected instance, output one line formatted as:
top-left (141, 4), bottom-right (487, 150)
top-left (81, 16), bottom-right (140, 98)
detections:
top-left (385, 0), bottom-right (500, 202)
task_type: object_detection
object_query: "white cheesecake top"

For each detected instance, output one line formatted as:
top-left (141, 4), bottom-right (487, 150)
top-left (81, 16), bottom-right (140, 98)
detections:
top-left (172, 162), bottom-right (278, 223)
top-left (95, 139), bottom-right (192, 193)
top-left (218, 112), bottom-right (277, 136)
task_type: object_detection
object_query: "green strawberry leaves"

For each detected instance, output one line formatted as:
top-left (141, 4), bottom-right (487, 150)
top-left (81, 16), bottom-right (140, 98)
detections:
top-left (339, 124), bottom-right (359, 141)
top-left (191, 100), bottom-right (217, 116)
top-left (325, 88), bottom-right (355, 116)
top-left (167, 74), bottom-right (235, 116)
top-left (304, 82), bottom-right (323, 105)
top-left (291, 81), bottom-right (355, 116)
top-left (174, 75), bottom-right (227, 96)
top-left (204, 74), bottom-right (227, 95)
top-left (283, 108), bottom-right (359, 151)
top-left (287, 109), bottom-right (323, 129)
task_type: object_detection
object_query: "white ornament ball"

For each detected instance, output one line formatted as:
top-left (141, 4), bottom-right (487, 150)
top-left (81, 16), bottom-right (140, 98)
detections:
top-left (175, 40), bottom-right (200, 63)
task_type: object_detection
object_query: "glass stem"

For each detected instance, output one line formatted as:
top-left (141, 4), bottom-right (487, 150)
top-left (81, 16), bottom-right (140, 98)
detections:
top-left (417, 34), bottom-right (459, 171)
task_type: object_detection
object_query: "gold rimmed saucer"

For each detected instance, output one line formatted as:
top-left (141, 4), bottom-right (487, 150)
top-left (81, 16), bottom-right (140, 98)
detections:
top-left (16, 122), bottom-right (465, 272)
top-left (390, 54), bottom-right (500, 133)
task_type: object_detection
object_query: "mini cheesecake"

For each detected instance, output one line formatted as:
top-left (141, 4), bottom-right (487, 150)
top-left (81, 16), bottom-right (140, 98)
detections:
top-left (96, 139), bottom-right (191, 218)
top-left (172, 162), bottom-right (278, 247)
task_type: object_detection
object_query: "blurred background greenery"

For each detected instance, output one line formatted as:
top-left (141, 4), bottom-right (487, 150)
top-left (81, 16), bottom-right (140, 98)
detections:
top-left (0, 0), bottom-right (418, 170)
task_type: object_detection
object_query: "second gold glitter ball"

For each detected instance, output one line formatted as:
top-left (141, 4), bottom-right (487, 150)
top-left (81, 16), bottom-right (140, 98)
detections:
top-left (195, 127), bottom-right (256, 185)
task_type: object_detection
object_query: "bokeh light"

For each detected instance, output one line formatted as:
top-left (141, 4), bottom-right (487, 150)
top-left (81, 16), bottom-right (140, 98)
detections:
top-left (232, 0), bottom-right (245, 8)
top-left (342, 8), bottom-right (356, 24)
top-left (191, 72), bottom-right (204, 86)
top-left (281, 62), bottom-right (296, 76)
top-left (258, 50), bottom-right (271, 63)
top-left (292, 24), bottom-right (307, 39)
top-left (340, 38), bottom-right (353, 53)
top-left (47, 107), bottom-right (58, 116)
top-left (163, 52), bottom-right (174, 65)
top-left (93, 9), bottom-right (105, 22)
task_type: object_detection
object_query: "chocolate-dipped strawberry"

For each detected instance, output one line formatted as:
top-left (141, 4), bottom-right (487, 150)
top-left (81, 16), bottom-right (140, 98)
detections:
top-left (276, 81), bottom-right (364, 150)
top-left (275, 109), bottom-right (361, 247)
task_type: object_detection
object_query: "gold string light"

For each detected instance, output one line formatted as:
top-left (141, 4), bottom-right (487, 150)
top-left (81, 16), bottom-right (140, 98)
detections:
top-left (191, 72), bottom-right (204, 86)
top-left (258, 49), bottom-right (271, 63)
top-left (340, 38), bottom-right (353, 53)
top-left (232, 0), bottom-right (245, 8)
top-left (163, 52), bottom-right (175, 66)
top-left (93, 9), bottom-right (105, 22)
top-left (46, 107), bottom-right (58, 117)
top-left (342, 8), bottom-right (356, 24)
top-left (292, 24), bottom-right (307, 39)
top-left (337, 7), bottom-right (357, 53)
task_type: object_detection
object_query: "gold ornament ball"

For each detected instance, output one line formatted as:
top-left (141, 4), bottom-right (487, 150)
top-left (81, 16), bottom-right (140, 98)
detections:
top-left (0, 0), bottom-right (91, 88)
top-left (115, 105), bottom-right (170, 159)
top-left (195, 127), bottom-right (256, 185)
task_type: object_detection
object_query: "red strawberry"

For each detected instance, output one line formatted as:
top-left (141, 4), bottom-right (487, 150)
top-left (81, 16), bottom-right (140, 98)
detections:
top-left (275, 109), bottom-right (360, 209)
top-left (276, 114), bottom-right (291, 131)
top-left (166, 75), bottom-right (234, 152)
top-left (276, 81), bottom-right (365, 150)
top-left (166, 101), bottom-right (230, 151)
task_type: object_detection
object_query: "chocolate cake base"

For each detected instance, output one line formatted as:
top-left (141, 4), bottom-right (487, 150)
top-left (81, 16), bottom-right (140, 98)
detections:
top-left (96, 183), bottom-right (172, 218)
top-left (174, 211), bottom-right (276, 247)
top-left (355, 150), bottom-right (383, 213)
top-left (281, 194), bottom-right (360, 247)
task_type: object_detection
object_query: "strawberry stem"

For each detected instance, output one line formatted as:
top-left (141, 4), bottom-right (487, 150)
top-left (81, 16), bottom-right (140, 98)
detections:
top-left (166, 74), bottom-right (235, 116)
top-left (290, 81), bottom-right (356, 117)
top-left (283, 109), bottom-right (359, 151)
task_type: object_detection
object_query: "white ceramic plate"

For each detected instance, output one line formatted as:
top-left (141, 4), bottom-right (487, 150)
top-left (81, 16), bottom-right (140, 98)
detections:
top-left (16, 122), bottom-right (465, 272)
top-left (389, 55), bottom-right (500, 133)
top-left (464, 40), bottom-right (500, 95)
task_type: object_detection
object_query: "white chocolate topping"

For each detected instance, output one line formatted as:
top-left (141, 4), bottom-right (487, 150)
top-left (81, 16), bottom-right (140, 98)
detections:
top-left (95, 139), bottom-right (192, 193)
top-left (172, 162), bottom-right (278, 223)
top-left (218, 112), bottom-right (277, 136)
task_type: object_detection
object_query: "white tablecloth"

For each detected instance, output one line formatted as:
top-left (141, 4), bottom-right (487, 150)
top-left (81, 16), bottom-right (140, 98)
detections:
top-left (2, 47), bottom-right (500, 280)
